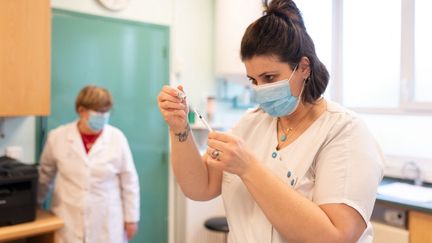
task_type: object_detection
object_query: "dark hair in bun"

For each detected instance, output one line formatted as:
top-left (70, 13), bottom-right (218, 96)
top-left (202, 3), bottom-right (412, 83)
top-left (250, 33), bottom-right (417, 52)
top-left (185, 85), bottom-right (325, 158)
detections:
top-left (241, 0), bottom-right (329, 103)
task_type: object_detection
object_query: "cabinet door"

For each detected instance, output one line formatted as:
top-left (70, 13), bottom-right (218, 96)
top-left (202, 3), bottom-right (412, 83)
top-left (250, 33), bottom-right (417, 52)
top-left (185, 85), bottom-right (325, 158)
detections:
top-left (409, 211), bottom-right (432, 243)
top-left (0, 0), bottom-right (50, 116)
top-left (214, 0), bottom-right (261, 75)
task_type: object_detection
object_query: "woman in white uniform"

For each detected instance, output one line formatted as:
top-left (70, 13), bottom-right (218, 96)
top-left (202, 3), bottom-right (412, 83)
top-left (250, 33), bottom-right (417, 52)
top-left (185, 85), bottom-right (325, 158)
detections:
top-left (38, 85), bottom-right (140, 243)
top-left (157, 0), bottom-right (383, 242)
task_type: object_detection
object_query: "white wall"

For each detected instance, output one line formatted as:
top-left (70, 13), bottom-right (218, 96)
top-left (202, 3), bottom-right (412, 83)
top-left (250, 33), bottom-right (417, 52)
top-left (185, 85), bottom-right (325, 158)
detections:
top-left (214, 0), bottom-right (261, 75)
top-left (0, 117), bottom-right (36, 163)
top-left (51, 0), bottom-right (174, 26)
top-left (171, 0), bottom-right (215, 108)
top-left (361, 114), bottom-right (432, 183)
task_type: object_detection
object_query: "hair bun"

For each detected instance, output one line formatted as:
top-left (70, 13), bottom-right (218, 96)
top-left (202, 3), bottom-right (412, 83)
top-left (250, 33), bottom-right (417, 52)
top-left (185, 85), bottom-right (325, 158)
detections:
top-left (263, 0), bottom-right (305, 29)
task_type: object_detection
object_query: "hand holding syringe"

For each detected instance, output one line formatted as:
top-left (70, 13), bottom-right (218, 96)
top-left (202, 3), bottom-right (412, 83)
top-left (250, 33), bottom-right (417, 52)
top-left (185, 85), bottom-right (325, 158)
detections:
top-left (176, 89), bottom-right (213, 133)
top-left (175, 88), bottom-right (220, 160)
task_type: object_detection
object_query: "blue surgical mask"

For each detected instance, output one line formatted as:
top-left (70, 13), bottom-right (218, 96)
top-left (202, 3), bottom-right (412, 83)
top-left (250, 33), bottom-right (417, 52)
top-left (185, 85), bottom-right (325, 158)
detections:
top-left (252, 66), bottom-right (302, 117)
top-left (87, 111), bottom-right (110, 132)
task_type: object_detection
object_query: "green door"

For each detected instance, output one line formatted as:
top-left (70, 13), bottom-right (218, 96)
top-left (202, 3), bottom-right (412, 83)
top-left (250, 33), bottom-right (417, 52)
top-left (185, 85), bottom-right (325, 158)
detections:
top-left (49, 9), bottom-right (169, 243)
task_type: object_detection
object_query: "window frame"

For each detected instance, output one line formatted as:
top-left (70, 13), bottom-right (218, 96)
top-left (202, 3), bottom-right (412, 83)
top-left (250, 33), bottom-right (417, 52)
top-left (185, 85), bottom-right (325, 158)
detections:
top-left (330, 0), bottom-right (432, 114)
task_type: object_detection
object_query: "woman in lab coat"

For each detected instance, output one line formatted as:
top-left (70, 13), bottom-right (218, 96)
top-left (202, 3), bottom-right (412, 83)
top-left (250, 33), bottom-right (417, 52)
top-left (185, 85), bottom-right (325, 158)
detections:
top-left (157, 0), bottom-right (383, 242)
top-left (38, 85), bottom-right (140, 243)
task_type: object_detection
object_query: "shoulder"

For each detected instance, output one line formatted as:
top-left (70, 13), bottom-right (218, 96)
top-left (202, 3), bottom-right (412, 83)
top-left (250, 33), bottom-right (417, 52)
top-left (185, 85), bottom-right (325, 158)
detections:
top-left (323, 101), bottom-right (369, 139)
top-left (240, 107), bottom-right (272, 124)
top-left (325, 100), bottom-right (358, 121)
top-left (47, 121), bottom-right (77, 138)
top-left (105, 124), bottom-right (124, 136)
top-left (229, 107), bottom-right (274, 136)
top-left (313, 101), bottom-right (384, 217)
top-left (104, 125), bottom-right (129, 143)
top-left (317, 101), bottom-right (384, 171)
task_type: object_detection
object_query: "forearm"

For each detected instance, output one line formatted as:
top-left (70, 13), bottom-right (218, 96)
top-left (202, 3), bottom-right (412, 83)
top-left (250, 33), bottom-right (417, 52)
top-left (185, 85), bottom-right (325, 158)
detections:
top-left (37, 163), bottom-right (56, 206)
top-left (170, 125), bottom-right (217, 200)
top-left (241, 163), bottom-right (343, 243)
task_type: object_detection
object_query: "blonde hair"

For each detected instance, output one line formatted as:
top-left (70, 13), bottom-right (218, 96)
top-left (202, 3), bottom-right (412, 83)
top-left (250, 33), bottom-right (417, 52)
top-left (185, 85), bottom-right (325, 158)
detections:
top-left (75, 85), bottom-right (113, 112)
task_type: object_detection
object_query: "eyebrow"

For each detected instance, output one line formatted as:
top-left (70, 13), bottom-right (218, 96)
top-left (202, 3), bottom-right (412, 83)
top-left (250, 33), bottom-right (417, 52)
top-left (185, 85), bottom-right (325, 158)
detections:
top-left (247, 71), bottom-right (279, 80)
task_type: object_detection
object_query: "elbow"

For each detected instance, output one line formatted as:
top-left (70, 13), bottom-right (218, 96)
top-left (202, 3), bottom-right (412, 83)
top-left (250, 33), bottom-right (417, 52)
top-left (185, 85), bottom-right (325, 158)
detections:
top-left (180, 186), bottom-right (220, 202)
top-left (187, 195), bottom-right (214, 201)
top-left (325, 230), bottom-right (361, 243)
top-left (285, 229), bottom-right (360, 243)
top-left (183, 191), bottom-right (218, 202)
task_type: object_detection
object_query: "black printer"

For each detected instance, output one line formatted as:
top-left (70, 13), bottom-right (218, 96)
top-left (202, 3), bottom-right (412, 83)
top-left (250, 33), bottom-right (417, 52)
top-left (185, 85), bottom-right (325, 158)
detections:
top-left (0, 156), bottom-right (38, 226)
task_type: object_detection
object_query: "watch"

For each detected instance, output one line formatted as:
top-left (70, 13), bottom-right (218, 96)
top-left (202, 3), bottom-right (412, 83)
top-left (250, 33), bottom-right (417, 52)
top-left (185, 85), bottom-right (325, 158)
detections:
top-left (98, 0), bottom-right (130, 11)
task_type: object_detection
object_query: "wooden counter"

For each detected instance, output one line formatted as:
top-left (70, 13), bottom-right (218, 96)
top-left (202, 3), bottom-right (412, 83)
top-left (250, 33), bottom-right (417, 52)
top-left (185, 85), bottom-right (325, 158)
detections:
top-left (0, 209), bottom-right (63, 243)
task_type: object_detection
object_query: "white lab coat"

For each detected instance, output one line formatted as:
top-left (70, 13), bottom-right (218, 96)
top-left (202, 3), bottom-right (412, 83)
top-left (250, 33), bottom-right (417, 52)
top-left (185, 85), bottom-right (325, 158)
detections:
top-left (38, 121), bottom-right (140, 243)
top-left (222, 101), bottom-right (384, 243)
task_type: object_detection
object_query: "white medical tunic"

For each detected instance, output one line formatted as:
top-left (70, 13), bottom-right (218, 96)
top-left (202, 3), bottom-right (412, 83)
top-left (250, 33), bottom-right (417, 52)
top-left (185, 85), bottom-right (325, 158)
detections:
top-left (38, 121), bottom-right (140, 243)
top-left (222, 101), bottom-right (384, 243)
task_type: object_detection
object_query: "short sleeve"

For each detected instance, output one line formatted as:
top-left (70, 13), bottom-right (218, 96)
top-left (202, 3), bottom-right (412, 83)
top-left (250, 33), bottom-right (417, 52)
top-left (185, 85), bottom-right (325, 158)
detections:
top-left (312, 115), bottom-right (384, 223)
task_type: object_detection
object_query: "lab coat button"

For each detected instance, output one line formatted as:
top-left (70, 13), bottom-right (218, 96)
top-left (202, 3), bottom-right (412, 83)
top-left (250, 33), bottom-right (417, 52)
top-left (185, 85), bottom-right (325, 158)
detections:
top-left (287, 171), bottom-right (292, 178)
top-left (272, 152), bottom-right (277, 158)
top-left (290, 178), bottom-right (296, 186)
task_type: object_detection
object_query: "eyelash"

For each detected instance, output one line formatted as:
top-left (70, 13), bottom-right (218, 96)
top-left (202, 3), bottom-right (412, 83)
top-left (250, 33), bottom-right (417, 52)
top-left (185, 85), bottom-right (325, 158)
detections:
top-left (264, 75), bottom-right (275, 82)
top-left (248, 74), bottom-right (277, 85)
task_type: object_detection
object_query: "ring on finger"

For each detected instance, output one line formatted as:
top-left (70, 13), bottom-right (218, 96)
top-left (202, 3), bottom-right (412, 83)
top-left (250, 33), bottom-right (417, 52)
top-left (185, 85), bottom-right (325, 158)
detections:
top-left (211, 149), bottom-right (221, 160)
top-left (177, 92), bottom-right (186, 101)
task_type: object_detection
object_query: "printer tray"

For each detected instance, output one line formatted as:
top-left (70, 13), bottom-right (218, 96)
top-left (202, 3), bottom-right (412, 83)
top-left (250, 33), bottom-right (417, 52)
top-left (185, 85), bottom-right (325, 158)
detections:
top-left (0, 205), bottom-right (36, 226)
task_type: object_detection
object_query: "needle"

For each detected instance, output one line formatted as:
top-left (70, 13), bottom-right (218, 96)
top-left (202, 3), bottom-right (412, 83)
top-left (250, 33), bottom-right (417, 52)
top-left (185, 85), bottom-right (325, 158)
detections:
top-left (177, 88), bottom-right (213, 132)
top-left (192, 107), bottom-right (213, 132)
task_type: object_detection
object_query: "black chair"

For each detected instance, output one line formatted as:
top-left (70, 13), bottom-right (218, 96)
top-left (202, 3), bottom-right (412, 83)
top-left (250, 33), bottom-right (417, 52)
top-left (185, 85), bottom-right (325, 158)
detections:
top-left (204, 216), bottom-right (229, 242)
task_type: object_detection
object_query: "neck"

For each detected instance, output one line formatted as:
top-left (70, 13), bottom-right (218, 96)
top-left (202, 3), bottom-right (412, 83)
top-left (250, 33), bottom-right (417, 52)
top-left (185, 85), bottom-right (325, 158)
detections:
top-left (276, 98), bottom-right (326, 147)
top-left (280, 102), bottom-right (312, 124)
top-left (279, 98), bottom-right (325, 127)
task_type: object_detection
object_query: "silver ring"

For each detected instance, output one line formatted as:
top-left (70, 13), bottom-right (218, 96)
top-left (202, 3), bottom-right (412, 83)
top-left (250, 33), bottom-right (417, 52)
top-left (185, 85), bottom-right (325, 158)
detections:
top-left (177, 92), bottom-right (186, 100)
top-left (211, 149), bottom-right (220, 160)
